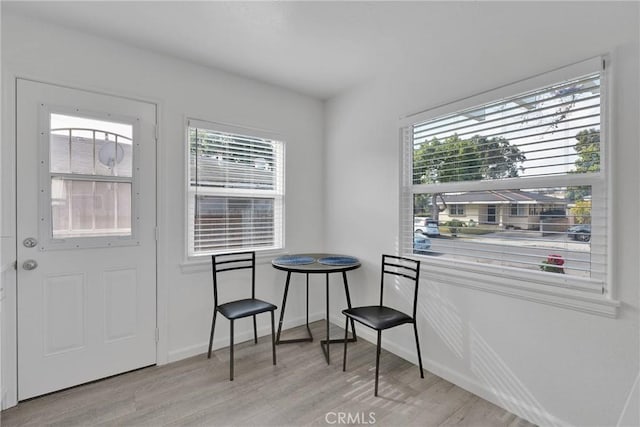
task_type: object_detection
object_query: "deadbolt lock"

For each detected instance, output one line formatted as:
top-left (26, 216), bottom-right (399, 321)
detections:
top-left (23, 237), bottom-right (38, 248)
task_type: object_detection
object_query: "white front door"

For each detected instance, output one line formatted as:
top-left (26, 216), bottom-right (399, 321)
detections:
top-left (16, 80), bottom-right (157, 400)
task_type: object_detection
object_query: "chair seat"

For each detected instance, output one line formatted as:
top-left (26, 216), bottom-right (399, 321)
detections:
top-left (217, 298), bottom-right (277, 320)
top-left (342, 305), bottom-right (413, 330)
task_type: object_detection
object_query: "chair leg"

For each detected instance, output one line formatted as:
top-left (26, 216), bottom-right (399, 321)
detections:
top-left (413, 322), bottom-right (424, 379)
top-left (342, 316), bottom-right (349, 372)
top-left (253, 314), bottom-right (258, 344)
top-left (271, 311), bottom-right (276, 365)
top-left (375, 330), bottom-right (382, 396)
top-left (208, 310), bottom-right (217, 359)
top-left (230, 320), bottom-right (234, 381)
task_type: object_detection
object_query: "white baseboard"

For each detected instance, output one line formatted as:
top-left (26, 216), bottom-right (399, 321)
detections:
top-left (330, 314), bottom-right (568, 427)
top-left (167, 311), bottom-right (325, 363)
top-left (420, 354), bottom-right (567, 427)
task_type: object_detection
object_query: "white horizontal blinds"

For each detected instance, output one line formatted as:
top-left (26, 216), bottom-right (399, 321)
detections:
top-left (404, 63), bottom-right (606, 292)
top-left (193, 196), bottom-right (278, 252)
top-left (188, 121), bottom-right (284, 256)
top-left (400, 126), bottom-right (415, 250)
top-left (413, 73), bottom-right (601, 184)
top-left (190, 128), bottom-right (278, 190)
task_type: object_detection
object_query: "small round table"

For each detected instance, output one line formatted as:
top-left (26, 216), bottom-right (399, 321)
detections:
top-left (272, 253), bottom-right (360, 364)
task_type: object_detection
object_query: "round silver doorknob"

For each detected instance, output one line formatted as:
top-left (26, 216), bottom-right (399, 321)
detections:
top-left (22, 260), bottom-right (38, 270)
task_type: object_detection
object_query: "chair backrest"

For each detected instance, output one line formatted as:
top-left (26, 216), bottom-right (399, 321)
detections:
top-left (211, 251), bottom-right (256, 308)
top-left (379, 254), bottom-right (421, 320)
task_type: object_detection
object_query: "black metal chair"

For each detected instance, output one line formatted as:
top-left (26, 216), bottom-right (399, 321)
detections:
top-left (207, 251), bottom-right (277, 381)
top-left (342, 254), bottom-right (424, 396)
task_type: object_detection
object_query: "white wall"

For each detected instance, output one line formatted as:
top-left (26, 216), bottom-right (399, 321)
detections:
top-left (1, 13), bottom-right (327, 407)
top-left (324, 3), bottom-right (639, 426)
top-left (2, 3), bottom-right (639, 426)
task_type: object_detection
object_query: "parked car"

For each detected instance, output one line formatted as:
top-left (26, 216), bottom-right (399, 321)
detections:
top-left (414, 218), bottom-right (441, 237)
top-left (413, 232), bottom-right (432, 254)
top-left (567, 224), bottom-right (591, 242)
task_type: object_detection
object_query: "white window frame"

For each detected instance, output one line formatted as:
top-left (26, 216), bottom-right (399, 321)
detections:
top-left (185, 118), bottom-right (285, 259)
top-left (399, 57), bottom-right (619, 317)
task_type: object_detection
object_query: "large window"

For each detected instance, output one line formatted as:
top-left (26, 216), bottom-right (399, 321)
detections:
top-left (187, 120), bottom-right (284, 257)
top-left (402, 58), bottom-right (607, 293)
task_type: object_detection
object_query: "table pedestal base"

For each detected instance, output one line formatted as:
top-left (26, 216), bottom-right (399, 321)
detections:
top-left (273, 257), bottom-right (359, 365)
top-left (276, 272), bottom-right (314, 344)
top-left (320, 336), bottom-right (356, 364)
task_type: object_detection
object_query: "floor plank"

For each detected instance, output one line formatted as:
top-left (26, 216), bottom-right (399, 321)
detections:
top-left (1, 321), bottom-right (536, 426)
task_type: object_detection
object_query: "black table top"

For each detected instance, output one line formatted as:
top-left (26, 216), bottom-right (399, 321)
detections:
top-left (271, 253), bottom-right (361, 273)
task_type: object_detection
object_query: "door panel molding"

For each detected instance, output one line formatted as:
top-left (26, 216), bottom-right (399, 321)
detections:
top-left (103, 267), bottom-right (138, 343)
top-left (43, 272), bottom-right (87, 356)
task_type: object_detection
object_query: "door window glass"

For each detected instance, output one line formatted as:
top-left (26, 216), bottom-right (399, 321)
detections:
top-left (48, 113), bottom-right (134, 239)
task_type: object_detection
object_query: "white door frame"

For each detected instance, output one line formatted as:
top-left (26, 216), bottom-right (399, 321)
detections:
top-left (0, 75), bottom-right (169, 409)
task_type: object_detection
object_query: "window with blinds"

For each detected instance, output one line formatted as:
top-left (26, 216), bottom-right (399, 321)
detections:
top-left (187, 119), bottom-right (284, 256)
top-left (401, 59), bottom-right (607, 293)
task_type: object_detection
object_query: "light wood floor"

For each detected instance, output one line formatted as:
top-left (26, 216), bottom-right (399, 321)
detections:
top-left (1, 321), bottom-right (535, 426)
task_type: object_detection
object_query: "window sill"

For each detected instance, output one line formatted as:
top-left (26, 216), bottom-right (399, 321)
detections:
top-left (180, 249), bottom-right (287, 274)
top-left (413, 256), bottom-right (619, 318)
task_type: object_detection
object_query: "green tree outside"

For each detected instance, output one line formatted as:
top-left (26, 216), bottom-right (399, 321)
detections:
top-left (413, 134), bottom-right (525, 219)
top-left (570, 199), bottom-right (592, 225)
top-left (414, 134), bottom-right (525, 184)
top-left (566, 128), bottom-right (600, 202)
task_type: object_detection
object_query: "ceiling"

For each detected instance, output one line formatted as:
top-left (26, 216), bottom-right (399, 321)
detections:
top-left (1, 1), bottom-right (489, 99)
top-left (0, 1), bottom-right (622, 100)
